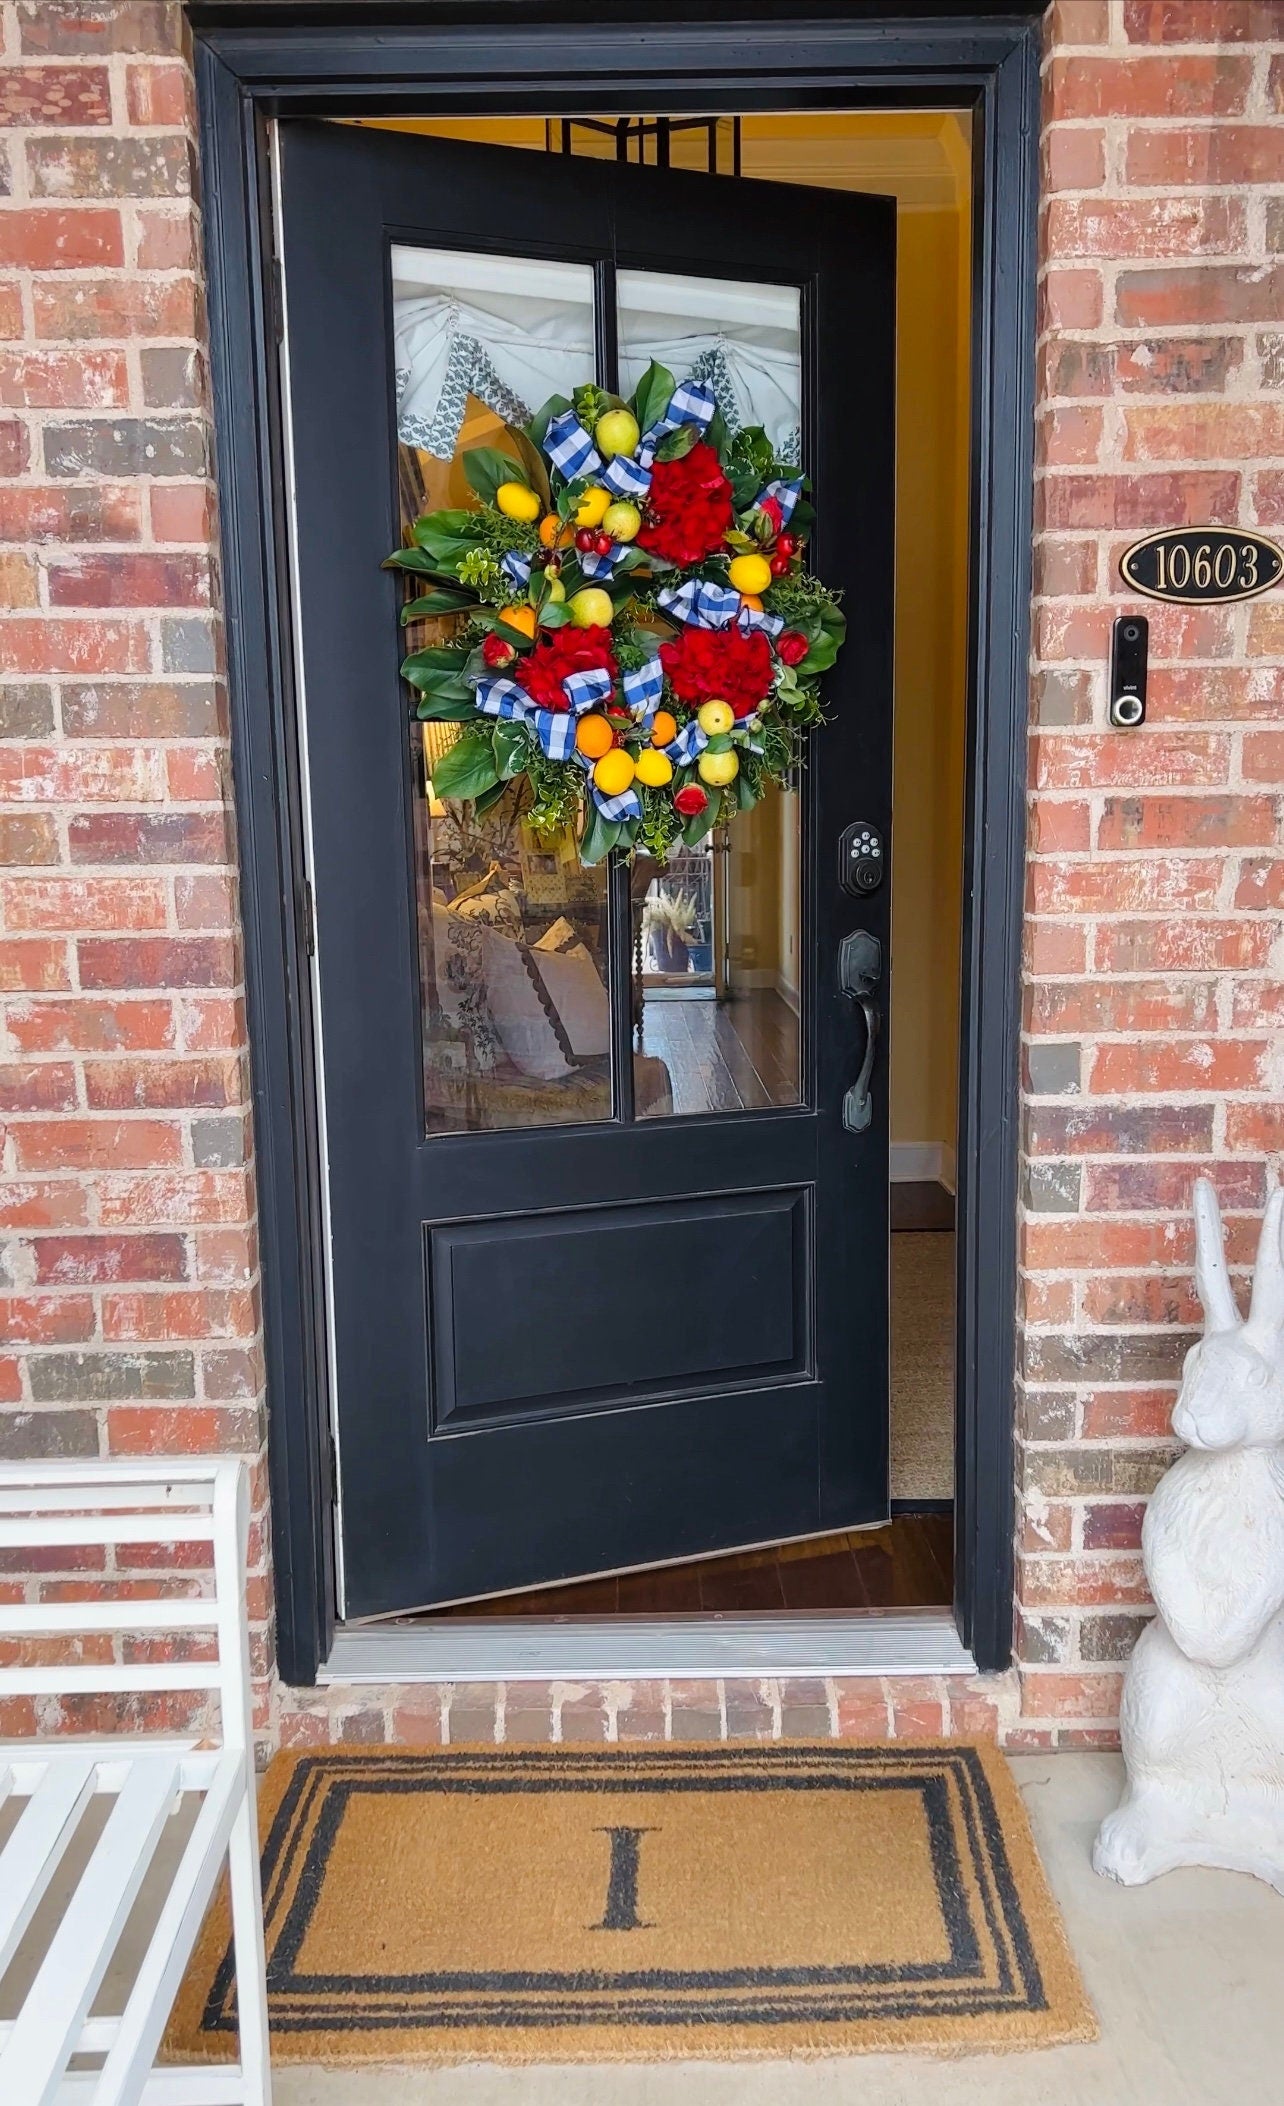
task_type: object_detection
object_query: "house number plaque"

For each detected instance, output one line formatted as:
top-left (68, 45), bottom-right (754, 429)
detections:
top-left (1119, 527), bottom-right (1283, 605)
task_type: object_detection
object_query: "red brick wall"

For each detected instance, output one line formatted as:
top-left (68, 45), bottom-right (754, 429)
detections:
top-left (3, 0), bottom-right (1282, 1751)
top-left (1018, 0), bottom-right (1284, 1748)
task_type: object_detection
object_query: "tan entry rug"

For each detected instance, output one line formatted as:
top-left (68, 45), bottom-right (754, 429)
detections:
top-left (168, 1743), bottom-right (1094, 2065)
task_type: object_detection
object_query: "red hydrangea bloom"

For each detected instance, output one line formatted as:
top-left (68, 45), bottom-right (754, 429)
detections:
top-left (514, 626), bottom-right (617, 711)
top-left (660, 624), bottom-right (774, 720)
top-left (637, 442), bottom-right (735, 566)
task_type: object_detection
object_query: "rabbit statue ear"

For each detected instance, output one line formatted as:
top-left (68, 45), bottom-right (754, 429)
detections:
top-left (1193, 1176), bottom-right (1239, 1334)
top-left (1246, 1180), bottom-right (1284, 1343)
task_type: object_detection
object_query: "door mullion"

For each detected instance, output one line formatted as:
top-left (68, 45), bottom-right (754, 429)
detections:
top-left (594, 247), bottom-right (636, 1123)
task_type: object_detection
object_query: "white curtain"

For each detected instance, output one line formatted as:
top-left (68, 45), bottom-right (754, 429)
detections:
top-left (392, 244), bottom-right (803, 464)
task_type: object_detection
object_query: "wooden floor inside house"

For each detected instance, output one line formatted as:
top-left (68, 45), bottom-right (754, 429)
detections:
top-left (428, 1514), bottom-right (953, 1618)
top-left (636, 987), bottom-right (799, 1116)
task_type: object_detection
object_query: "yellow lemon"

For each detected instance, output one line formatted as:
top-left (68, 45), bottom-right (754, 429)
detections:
top-left (697, 699), bottom-right (734, 737)
top-left (595, 409), bottom-right (641, 459)
top-left (575, 714), bottom-right (615, 761)
top-left (574, 486), bottom-right (612, 528)
top-left (727, 552), bottom-right (773, 596)
top-left (649, 708), bottom-right (678, 748)
top-left (568, 587), bottom-right (614, 629)
top-left (496, 481), bottom-right (541, 523)
top-left (499, 603), bottom-right (537, 639)
top-left (698, 747), bottom-right (740, 788)
top-left (593, 748), bottom-right (636, 798)
top-left (635, 748), bottom-right (674, 788)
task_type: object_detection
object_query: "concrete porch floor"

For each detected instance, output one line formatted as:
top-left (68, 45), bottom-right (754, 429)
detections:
top-left (267, 1754), bottom-right (1284, 2106)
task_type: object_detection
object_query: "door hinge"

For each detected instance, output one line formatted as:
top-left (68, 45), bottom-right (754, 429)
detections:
top-left (300, 878), bottom-right (316, 959)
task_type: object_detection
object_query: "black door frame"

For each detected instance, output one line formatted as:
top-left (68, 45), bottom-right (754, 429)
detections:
top-left (189, 0), bottom-right (1043, 1683)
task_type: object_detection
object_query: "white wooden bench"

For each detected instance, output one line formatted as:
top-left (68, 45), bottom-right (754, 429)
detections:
top-left (0, 1458), bottom-right (272, 2105)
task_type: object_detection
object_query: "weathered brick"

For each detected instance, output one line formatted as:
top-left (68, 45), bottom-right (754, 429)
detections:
top-left (0, 210), bottom-right (123, 271)
top-left (0, 67), bottom-right (111, 126)
top-left (28, 1352), bottom-right (194, 1404)
top-left (27, 136), bottom-right (192, 201)
top-left (0, 1410), bottom-right (98, 1460)
top-left (44, 419), bottom-right (206, 481)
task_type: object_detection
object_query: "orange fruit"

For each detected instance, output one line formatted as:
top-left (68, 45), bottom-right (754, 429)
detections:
top-left (593, 748), bottom-right (636, 798)
top-left (538, 514), bottom-right (570, 550)
top-left (575, 713), bottom-right (615, 761)
top-left (740, 592), bottom-right (764, 612)
top-left (650, 708), bottom-right (678, 748)
top-left (499, 603), bottom-right (537, 639)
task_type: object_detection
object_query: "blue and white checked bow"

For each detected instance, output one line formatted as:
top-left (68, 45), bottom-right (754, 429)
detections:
top-left (578, 753), bottom-right (641, 822)
top-left (544, 379), bottom-right (720, 511)
top-left (500, 551), bottom-right (532, 592)
top-left (621, 657), bottom-right (664, 731)
top-left (473, 665), bottom-right (611, 762)
top-left (759, 476), bottom-right (804, 526)
top-left (663, 718), bottom-right (708, 768)
top-left (657, 578), bottom-right (785, 639)
top-left (577, 546), bottom-right (621, 582)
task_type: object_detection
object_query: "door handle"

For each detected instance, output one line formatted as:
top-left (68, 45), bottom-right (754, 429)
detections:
top-left (839, 930), bottom-right (882, 1134)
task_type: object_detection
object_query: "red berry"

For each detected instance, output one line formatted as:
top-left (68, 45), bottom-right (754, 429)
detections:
top-left (674, 783), bottom-right (709, 818)
top-left (482, 633), bottom-right (516, 668)
top-left (770, 553), bottom-right (789, 577)
top-left (777, 629), bottom-right (809, 667)
top-left (776, 533), bottom-right (796, 558)
top-left (575, 528), bottom-right (596, 552)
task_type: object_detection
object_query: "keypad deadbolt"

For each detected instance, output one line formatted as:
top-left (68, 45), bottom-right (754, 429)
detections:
top-left (840, 820), bottom-right (885, 896)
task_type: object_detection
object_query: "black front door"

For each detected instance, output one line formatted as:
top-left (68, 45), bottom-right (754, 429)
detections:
top-left (278, 121), bottom-right (895, 1618)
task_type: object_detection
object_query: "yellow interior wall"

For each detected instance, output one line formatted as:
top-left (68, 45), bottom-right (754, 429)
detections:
top-left (360, 110), bottom-right (971, 1171)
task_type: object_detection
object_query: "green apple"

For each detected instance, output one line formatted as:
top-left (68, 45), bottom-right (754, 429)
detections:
top-left (602, 500), bottom-right (642, 543)
top-left (595, 409), bottom-right (641, 460)
top-left (567, 587), bottom-right (614, 628)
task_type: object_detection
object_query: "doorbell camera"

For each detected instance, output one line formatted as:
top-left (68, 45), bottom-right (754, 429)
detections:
top-left (1109, 615), bottom-right (1148, 729)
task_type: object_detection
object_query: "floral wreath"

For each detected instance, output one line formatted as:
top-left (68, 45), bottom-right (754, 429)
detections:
top-left (388, 362), bottom-right (846, 865)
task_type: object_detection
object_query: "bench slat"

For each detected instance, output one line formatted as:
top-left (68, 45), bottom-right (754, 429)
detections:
top-left (0, 1756), bottom-right (180, 2106)
top-left (2, 1601), bottom-right (216, 1637)
top-left (96, 1752), bottom-right (246, 2106)
top-left (55, 2073), bottom-right (246, 2105)
top-left (0, 1663), bottom-right (221, 1696)
top-left (0, 1517), bottom-right (215, 1548)
top-left (0, 1756), bottom-right (97, 1977)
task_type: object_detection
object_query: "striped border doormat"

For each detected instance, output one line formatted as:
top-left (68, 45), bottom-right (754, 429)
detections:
top-left (168, 1742), bottom-right (1095, 2064)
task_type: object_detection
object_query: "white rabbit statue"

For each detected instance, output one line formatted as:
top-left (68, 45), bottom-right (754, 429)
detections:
top-left (1094, 1176), bottom-right (1284, 1893)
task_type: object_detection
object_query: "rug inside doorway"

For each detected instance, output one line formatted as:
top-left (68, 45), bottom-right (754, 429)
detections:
top-left (167, 1742), bottom-right (1094, 2065)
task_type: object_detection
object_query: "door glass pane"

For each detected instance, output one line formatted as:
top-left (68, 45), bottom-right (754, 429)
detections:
top-left (618, 270), bottom-right (804, 1116)
top-left (392, 245), bottom-right (614, 1135)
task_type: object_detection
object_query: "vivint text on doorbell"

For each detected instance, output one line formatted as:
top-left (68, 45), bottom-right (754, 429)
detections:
top-left (1109, 615), bottom-right (1148, 728)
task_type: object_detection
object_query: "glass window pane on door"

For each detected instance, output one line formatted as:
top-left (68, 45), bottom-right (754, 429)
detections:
top-left (618, 269), bottom-right (804, 1117)
top-left (392, 245), bottom-right (614, 1135)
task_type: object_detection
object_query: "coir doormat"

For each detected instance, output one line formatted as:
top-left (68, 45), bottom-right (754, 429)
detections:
top-left (168, 1742), bottom-right (1095, 2064)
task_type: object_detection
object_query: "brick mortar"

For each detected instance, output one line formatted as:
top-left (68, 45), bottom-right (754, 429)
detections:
top-left (4, 0), bottom-right (1284, 1749)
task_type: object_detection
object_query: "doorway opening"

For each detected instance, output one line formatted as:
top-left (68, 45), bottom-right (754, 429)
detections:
top-left (336, 105), bottom-right (972, 1623)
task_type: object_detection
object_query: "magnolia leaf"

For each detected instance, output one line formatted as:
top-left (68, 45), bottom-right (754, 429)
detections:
top-left (416, 693), bottom-right (477, 722)
top-left (507, 426), bottom-right (552, 506)
top-left (473, 779), bottom-right (510, 817)
top-left (655, 422), bottom-right (699, 464)
top-left (706, 406), bottom-right (730, 463)
top-left (579, 806), bottom-right (623, 866)
top-left (384, 547), bottom-right (451, 575)
top-left (402, 644), bottom-right (470, 672)
top-left (537, 601), bottom-right (570, 629)
top-left (631, 359), bottom-right (676, 435)
top-left (733, 769), bottom-right (761, 812)
top-left (399, 587), bottom-right (477, 621)
top-left (431, 735), bottom-right (500, 803)
top-left (412, 508), bottom-right (471, 548)
top-left (462, 446), bottom-right (530, 506)
top-left (682, 797), bottom-right (720, 847)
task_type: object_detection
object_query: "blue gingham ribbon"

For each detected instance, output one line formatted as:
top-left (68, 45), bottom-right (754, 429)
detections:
top-left (547, 378), bottom-right (719, 513)
top-left (760, 476), bottom-right (804, 526)
top-left (543, 409), bottom-right (602, 483)
top-left (664, 719), bottom-right (708, 768)
top-left (577, 546), bottom-right (621, 582)
top-left (657, 578), bottom-right (785, 639)
top-left (579, 753), bottom-right (641, 822)
top-left (474, 666), bottom-right (611, 763)
top-left (621, 657), bottom-right (664, 730)
top-left (500, 551), bottom-right (532, 592)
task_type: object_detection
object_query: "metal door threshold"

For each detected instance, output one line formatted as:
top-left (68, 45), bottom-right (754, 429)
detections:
top-left (322, 1607), bottom-right (975, 1684)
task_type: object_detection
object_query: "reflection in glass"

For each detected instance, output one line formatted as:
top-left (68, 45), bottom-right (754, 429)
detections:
top-left (632, 784), bottom-right (802, 1118)
top-left (393, 245), bottom-right (613, 1135)
top-left (617, 267), bottom-right (802, 463)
